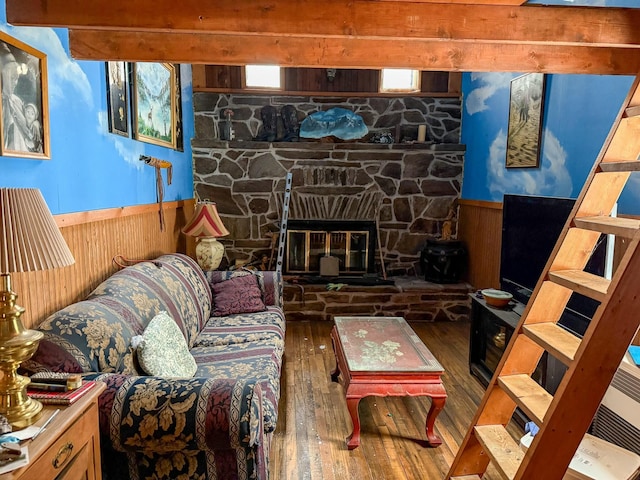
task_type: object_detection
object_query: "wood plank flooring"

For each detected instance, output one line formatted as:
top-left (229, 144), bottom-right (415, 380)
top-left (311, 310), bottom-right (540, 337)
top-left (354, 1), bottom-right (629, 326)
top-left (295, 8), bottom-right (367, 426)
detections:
top-left (271, 320), bottom-right (522, 480)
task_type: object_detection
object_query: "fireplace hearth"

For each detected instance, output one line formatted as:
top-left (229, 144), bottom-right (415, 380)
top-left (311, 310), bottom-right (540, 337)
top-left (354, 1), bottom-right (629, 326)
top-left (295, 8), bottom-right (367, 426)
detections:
top-left (285, 219), bottom-right (377, 276)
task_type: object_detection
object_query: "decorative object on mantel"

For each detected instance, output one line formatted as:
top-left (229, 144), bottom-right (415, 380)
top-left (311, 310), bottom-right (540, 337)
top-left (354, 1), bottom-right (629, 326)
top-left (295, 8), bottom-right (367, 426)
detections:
top-left (220, 108), bottom-right (235, 141)
top-left (281, 105), bottom-right (300, 142)
top-left (182, 201), bottom-right (230, 270)
top-left (0, 188), bottom-right (75, 428)
top-left (299, 107), bottom-right (368, 140)
top-left (140, 155), bottom-right (173, 231)
top-left (370, 131), bottom-right (394, 144)
top-left (254, 105), bottom-right (277, 142)
top-left (417, 125), bottom-right (427, 142)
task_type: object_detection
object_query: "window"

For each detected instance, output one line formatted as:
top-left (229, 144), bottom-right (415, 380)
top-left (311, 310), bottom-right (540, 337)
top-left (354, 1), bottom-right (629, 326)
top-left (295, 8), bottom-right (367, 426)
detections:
top-left (380, 68), bottom-right (420, 93)
top-left (244, 65), bottom-right (282, 89)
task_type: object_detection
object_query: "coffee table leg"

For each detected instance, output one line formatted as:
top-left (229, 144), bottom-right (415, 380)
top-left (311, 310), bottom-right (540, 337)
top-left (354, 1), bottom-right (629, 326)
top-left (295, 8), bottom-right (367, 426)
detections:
top-left (425, 396), bottom-right (445, 446)
top-left (330, 362), bottom-right (340, 383)
top-left (345, 397), bottom-right (362, 450)
top-left (330, 332), bottom-right (340, 382)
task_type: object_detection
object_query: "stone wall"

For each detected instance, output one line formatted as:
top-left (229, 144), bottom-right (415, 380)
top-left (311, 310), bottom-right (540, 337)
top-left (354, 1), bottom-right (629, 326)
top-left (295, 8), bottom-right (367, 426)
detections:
top-left (284, 278), bottom-right (473, 322)
top-left (192, 93), bottom-right (464, 276)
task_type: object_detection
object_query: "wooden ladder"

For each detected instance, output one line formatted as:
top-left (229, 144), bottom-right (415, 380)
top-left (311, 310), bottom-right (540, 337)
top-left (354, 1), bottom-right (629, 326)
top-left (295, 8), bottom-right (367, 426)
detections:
top-left (447, 74), bottom-right (640, 480)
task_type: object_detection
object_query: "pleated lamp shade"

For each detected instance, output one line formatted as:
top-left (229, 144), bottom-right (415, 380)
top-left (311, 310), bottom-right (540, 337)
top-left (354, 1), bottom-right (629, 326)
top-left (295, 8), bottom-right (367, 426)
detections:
top-left (182, 202), bottom-right (230, 238)
top-left (0, 188), bottom-right (75, 273)
top-left (0, 188), bottom-right (74, 429)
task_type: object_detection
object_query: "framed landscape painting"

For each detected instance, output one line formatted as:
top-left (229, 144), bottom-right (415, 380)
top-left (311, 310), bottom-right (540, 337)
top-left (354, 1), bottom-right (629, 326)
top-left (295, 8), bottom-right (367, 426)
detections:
top-left (132, 62), bottom-right (176, 148)
top-left (506, 73), bottom-right (546, 168)
top-left (0, 32), bottom-right (49, 159)
top-left (106, 61), bottom-right (130, 137)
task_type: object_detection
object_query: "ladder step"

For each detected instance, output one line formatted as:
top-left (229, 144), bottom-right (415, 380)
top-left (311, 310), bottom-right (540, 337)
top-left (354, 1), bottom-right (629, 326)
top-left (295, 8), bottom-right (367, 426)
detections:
top-left (574, 215), bottom-right (640, 238)
top-left (498, 374), bottom-right (552, 426)
top-left (599, 161), bottom-right (640, 172)
top-left (548, 270), bottom-right (609, 302)
top-left (624, 105), bottom-right (640, 117)
top-left (523, 322), bottom-right (580, 366)
top-left (474, 425), bottom-right (523, 480)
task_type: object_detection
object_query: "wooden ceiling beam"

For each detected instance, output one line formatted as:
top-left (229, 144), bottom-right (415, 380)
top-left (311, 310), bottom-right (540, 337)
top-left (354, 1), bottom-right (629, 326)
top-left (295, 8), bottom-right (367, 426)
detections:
top-left (69, 30), bottom-right (640, 75)
top-left (8, 0), bottom-right (640, 49)
top-left (381, 0), bottom-right (526, 4)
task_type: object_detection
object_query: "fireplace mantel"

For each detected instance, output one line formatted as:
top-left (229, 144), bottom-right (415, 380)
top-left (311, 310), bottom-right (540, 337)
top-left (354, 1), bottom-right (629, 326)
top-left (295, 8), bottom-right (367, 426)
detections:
top-left (192, 139), bottom-right (466, 153)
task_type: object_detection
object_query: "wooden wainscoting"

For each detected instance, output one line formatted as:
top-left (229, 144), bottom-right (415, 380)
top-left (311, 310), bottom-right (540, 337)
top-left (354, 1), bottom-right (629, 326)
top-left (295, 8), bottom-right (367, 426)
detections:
top-left (10, 199), bottom-right (196, 329)
top-left (458, 199), bottom-right (503, 291)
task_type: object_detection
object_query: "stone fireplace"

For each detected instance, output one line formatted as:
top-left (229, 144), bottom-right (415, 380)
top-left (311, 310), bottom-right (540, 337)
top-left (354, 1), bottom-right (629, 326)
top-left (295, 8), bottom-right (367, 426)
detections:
top-left (191, 93), bottom-right (471, 322)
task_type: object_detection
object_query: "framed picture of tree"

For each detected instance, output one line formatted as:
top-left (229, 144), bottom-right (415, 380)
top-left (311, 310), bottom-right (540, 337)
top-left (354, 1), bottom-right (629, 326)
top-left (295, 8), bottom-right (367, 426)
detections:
top-left (0, 32), bottom-right (49, 159)
top-left (132, 62), bottom-right (176, 148)
top-left (506, 73), bottom-right (546, 168)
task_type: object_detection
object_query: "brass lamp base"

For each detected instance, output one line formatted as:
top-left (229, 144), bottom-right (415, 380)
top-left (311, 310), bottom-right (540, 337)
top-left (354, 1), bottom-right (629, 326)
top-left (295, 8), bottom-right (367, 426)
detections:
top-left (0, 274), bottom-right (45, 428)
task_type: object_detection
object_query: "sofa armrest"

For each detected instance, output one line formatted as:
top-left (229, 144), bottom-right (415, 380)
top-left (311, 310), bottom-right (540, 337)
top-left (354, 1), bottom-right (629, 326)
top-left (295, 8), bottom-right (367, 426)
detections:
top-left (90, 373), bottom-right (264, 454)
top-left (259, 271), bottom-right (283, 308)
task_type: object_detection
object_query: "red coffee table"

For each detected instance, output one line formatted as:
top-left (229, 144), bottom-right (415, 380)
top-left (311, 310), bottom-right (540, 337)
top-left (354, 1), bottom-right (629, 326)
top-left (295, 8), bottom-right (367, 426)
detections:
top-left (330, 316), bottom-right (447, 450)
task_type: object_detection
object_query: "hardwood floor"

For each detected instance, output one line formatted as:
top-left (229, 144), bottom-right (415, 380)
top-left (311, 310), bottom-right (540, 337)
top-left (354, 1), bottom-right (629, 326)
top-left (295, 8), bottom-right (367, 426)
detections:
top-left (271, 320), bottom-right (523, 480)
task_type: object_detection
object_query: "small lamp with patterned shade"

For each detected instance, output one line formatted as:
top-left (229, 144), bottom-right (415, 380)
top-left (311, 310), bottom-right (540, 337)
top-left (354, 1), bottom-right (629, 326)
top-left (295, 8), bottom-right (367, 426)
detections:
top-left (182, 202), bottom-right (230, 270)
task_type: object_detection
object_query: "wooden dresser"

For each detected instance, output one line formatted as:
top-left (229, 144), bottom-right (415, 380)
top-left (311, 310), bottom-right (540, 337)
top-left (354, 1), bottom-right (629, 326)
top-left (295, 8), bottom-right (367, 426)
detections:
top-left (1, 382), bottom-right (105, 480)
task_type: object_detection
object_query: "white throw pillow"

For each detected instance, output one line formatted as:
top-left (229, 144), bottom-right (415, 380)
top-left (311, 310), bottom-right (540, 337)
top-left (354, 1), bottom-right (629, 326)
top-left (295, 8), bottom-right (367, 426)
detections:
top-left (135, 311), bottom-right (197, 377)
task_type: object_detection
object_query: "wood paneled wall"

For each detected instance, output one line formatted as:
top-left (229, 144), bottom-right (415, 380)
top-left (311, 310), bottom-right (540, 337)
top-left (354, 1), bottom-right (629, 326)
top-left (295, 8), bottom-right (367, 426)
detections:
top-left (458, 199), bottom-right (503, 291)
top-left (193, 65), bottom-right (461, 96)
top-left (9, 200), bottom-right (195, 330)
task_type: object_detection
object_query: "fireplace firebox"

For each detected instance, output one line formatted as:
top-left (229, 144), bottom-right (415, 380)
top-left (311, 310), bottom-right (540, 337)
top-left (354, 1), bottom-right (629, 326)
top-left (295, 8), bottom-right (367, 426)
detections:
top-left (285, 220), bottom-right (377, 275)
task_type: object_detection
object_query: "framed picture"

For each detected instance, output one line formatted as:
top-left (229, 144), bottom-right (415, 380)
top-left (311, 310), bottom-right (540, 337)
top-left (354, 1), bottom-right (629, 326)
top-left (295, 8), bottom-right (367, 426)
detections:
top-left (506, 73), bottom-right (546, 168)
top-left (106, 61), bottom-right (129, 137)
top-left (0, 32), bottom-right (49, 159)
top-left (132, 62), bottom-right (176, 148)
top-left (174, 64), bottom-right (184, 152)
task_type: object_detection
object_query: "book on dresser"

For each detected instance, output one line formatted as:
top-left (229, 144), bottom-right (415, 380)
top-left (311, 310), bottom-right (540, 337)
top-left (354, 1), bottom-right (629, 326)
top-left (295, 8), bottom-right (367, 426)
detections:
top-left (27, 380), bottom-right (97, 405)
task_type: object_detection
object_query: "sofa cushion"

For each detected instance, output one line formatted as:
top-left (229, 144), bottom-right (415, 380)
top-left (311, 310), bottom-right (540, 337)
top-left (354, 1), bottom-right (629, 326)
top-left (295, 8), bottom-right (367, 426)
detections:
top-left (212, 274), bottom-right (266, 317)
top-left (194, 307), bottom-right (285, 348)
top-left (135, 311), bottom-right (197, 377)
top-left (206, 269), bottom-right (282, 308)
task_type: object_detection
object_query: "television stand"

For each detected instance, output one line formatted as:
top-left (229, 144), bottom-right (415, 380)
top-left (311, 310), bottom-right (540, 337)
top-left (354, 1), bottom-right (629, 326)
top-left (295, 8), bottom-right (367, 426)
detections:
top-left (468, 294), bottom-right (567, 428)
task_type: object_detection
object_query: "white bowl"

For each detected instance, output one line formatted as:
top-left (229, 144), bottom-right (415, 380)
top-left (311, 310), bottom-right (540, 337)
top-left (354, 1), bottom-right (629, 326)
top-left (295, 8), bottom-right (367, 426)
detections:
top-left (481, 289), bottom-right (513, 308)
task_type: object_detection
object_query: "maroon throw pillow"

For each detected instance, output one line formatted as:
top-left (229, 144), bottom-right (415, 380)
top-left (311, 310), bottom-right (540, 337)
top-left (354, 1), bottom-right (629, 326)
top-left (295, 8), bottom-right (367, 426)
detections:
top-left (212, 274), bottom-right (266, 316)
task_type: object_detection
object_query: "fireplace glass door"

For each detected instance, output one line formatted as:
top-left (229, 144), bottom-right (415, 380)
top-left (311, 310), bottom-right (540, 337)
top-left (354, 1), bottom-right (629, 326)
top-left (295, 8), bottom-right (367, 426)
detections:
top-left (286, 230), bottom-right (370, 274)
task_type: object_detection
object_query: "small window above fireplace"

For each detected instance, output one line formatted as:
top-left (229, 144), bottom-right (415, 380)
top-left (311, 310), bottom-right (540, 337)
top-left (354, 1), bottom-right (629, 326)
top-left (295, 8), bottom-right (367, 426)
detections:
top-left (285, 220), bottom-right (377, 275)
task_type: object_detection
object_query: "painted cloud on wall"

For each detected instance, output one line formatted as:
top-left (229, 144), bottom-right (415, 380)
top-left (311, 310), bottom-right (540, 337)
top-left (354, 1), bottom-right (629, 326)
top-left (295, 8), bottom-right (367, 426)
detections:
top-left (465, 73), bottom-right (514, 115)
top-left (97, 111), bottom-right (144, 169)
top-left (487, 128), bottom-right (574, 200)
top-left (1, 25), bottom-right (93, 108)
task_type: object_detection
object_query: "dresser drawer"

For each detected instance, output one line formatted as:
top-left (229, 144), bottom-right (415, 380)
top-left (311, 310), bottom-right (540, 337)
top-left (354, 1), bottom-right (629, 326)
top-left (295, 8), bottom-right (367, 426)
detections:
top-left (20, 406), bottom-right (98, 480)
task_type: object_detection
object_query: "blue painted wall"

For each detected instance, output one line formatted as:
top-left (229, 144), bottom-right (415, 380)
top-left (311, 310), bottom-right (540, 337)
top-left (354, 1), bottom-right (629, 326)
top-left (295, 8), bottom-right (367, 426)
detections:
top-left (460, 72), bottom-right (639, 214)
top-left (0, 8), bottom-right (194, 215)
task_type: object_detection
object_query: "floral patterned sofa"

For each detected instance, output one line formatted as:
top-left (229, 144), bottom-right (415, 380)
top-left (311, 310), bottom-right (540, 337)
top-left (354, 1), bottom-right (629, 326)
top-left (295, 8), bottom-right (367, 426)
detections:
top-left (23, 253), bottom-right (285, 480)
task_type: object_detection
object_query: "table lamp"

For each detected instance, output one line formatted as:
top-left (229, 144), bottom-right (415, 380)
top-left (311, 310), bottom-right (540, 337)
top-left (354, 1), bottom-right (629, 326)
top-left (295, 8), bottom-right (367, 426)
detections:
top-left (0, 188), bottom-right (75, 428)
top-left (182, 201), bottom-right (230, 270)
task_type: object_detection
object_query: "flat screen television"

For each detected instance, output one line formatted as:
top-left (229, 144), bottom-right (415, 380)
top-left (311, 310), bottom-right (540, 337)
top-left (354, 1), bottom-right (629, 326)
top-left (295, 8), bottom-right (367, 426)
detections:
top-left (500, 194), bottom-right (610, 337)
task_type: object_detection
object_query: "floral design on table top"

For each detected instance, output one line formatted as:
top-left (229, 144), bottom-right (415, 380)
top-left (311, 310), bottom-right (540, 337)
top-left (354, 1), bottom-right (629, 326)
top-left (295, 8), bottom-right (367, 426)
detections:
top-left (362, 340), bottom-right (404, 365)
